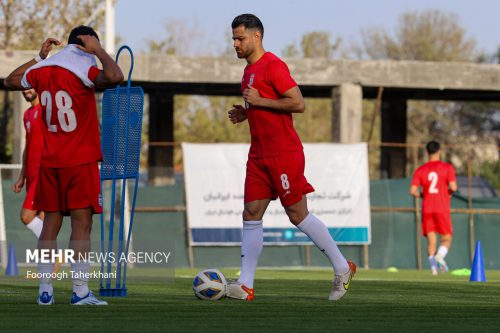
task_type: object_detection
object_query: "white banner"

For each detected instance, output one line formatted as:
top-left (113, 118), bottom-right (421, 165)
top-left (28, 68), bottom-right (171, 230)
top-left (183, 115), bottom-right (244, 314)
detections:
top-left (183, 143), bottom-right (371, 245)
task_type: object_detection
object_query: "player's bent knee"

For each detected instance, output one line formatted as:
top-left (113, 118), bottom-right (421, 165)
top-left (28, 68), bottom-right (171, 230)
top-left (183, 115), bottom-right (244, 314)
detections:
top-left (73, 222), bottom-right (93, 233)
top-left (242, 206), bottom-right (265, 221)
top-left (285, 212), bottom-right (304, 225)
top-left (284, 207), bottom-right (309, 226)
top-left (242, 210), bottom-right (260, 221)
top-left (441, 234), bottom-right (452, 244)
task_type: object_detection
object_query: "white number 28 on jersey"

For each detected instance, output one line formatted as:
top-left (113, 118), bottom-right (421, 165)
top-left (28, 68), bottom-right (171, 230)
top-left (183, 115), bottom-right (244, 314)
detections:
top-left (40, 90), bottom-right (77, 132)
top-left (428, 171), bottom-right (439, 194)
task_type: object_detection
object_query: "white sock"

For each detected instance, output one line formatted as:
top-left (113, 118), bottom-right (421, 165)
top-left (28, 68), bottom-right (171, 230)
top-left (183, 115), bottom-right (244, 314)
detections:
top-left (297, 213), bottom-right (349, 274)
top-left (38, 262), bottom-right (54, 295)
top-left (437, 245), bottom-right (448, 259)
top-left (71, 261), bottom-right (90, 297)
top-left (238, 220), bottom-right (263, 289)
top-left (26, 216), bottom-right (43, 238)
top-left (428, 255), bottom-right (437, 270)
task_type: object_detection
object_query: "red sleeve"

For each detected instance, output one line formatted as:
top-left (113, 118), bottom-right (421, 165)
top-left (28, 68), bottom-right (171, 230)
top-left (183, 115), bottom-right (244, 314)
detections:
top-left (26, 70), bottom-right (38, 90)
top-left (88, 66), bottom-right (101, 82)
top-left (265, 60), bottom-right (297, 96)
top-left (411, 168), bottom-right (421, 187)
top-left (448, 165), bottom-right (456, 182)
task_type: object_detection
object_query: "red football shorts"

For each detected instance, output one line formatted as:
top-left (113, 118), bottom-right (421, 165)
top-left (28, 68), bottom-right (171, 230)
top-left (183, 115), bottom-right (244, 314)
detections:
top-left (35, 162), bottom-right (102, 215)
top-left (422, 213), bottom-right (453, 236)
top-left (23, 176), bottom-right (38, 210)
top-left (244, 151), bottom-right (315, 207)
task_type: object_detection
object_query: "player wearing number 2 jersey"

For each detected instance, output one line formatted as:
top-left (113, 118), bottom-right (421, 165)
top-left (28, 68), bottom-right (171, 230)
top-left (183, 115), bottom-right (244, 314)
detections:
top-left (410, 141), bottom-right (457, 275)
top-left (5, 26), bottom-right (123, 305)
top-left (227, 14), bottom-right (355, 301)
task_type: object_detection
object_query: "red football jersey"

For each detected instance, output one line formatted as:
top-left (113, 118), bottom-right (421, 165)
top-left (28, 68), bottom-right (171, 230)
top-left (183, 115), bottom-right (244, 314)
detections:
top-left (411, 161), bottom-right (457, 213)
top-left (241, 52), bottom-right (303, 157)
top-left (23, 104), bottom-right (44, 178)
top-left (25, 66), bottom-right (102, 168)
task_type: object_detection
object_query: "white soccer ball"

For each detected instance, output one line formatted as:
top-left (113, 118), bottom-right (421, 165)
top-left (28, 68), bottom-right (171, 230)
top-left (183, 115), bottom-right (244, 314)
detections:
top-left (193, 268), bottom-right (227, 301)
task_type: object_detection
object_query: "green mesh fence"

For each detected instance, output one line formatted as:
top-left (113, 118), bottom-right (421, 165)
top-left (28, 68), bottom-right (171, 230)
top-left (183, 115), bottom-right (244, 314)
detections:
top-left (2, 177), bottom-right (499, 269)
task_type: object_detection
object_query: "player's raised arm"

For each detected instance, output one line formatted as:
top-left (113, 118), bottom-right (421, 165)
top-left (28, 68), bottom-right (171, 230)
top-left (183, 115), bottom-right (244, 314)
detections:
top-left (243, 85), bottom-right (305, 113)
top-left (76, 35), bottom-right (124, 88)
top-left (4, 38), bottom-right (61, 90)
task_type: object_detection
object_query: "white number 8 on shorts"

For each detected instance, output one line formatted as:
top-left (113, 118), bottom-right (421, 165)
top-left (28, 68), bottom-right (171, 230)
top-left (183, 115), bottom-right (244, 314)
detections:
top-left (280, 174), bottom-right (290, 190)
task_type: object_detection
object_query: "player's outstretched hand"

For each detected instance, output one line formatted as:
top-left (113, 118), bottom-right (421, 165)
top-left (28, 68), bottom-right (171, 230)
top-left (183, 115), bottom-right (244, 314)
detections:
top-left (11, 177), bottom-right (24, 193)
top-left (39, 38), bottom-right (61, 60)
top-left (228, 105), bottom-right (247, 124)
top-left (76, 35), bottom-right (104, 55)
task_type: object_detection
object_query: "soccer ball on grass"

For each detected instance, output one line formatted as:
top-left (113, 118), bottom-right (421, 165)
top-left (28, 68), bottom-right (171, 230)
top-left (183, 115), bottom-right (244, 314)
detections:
top-left (193, 268), bottom-right (227, 300)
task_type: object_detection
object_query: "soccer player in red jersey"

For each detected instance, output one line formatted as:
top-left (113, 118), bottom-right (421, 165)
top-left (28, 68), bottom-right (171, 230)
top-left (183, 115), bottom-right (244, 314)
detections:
top-left (11, 89), bottom-right (44, 239)
top-left (5, 26), bottom-right (123, 305)
top-left (410, 141), bottom-right (457, 275)
top-left (227, 14), bottom-right (355, 301)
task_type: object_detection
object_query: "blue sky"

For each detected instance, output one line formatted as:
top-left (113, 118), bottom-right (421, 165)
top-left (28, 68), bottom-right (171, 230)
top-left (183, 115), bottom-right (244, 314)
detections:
top-left (116, 0), bottom-right (500, 56)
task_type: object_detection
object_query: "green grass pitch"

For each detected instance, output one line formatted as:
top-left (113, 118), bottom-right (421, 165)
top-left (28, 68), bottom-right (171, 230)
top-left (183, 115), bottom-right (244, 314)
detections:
top-left (1, 268), bottom-right (500, 333)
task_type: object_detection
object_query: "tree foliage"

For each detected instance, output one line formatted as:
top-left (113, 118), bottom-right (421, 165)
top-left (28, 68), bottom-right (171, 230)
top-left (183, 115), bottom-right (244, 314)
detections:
top-left (175, 95), bottom-right (250, 144)
top-left (282, 32), bottom-right (338, 144)
top-left (282, 31), bottom-right (342, 59)
top-left (480, 160), bottom-right (500, 190)
top-left (357, 9), bottom-right (499, 178)
top-left (301, 31), bottom-right (341, 58)
top-left (357, 9), bottom-right (477, 61)
top-left (147, 20), bottom-right (202, 55)
top-left (0, 0), bottom-right (103, 50)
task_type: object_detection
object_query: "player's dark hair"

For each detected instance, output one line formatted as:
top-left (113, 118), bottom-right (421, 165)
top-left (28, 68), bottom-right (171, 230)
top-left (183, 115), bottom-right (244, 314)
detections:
top-left (232, 14), bottom-right (264, 38)
top-left (426, 141), bottom-right (441, 154)
top-left (67, 25), bottom-right (100, 46)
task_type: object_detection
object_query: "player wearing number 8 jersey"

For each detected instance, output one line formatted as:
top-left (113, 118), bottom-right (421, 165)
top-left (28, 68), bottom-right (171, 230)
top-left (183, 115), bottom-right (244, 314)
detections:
top-left (5, 26), bottom-right (124, 305)
top-left (227, 14), bottom-right (356, 301)
top-left (410, 141), bottom-right (457, 275)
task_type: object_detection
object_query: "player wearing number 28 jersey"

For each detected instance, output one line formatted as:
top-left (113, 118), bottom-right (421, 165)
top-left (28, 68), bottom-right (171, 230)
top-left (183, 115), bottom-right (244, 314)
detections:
top-left (410, 141), bottom-right (457, 275)
top-left (24, 66), bottom-right (102, 168)
top-left (22, 56), bottom-right (103, 213)
top-left (5, 25), bottom-right (123, 305)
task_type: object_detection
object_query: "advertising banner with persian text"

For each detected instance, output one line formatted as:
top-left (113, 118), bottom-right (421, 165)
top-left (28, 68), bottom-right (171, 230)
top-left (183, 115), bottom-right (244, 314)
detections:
top-left (183, 143), bottom-right (371, 245)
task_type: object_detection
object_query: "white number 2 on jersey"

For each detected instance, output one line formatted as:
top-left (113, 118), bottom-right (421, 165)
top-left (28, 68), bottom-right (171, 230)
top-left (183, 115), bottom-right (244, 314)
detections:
top-left (428, 171), bottom-right (439, 194)
top-left (40, 90), bottom-right (77, 132)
